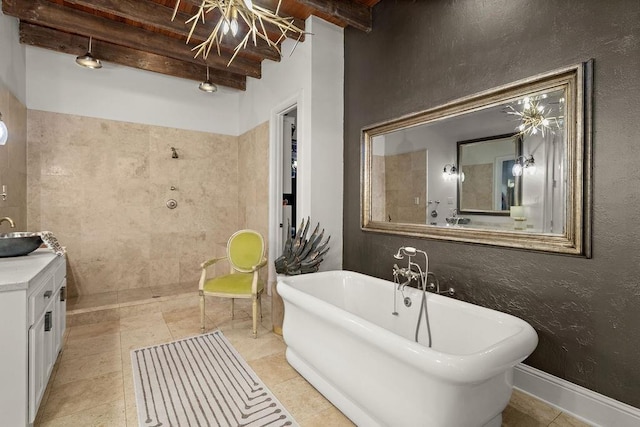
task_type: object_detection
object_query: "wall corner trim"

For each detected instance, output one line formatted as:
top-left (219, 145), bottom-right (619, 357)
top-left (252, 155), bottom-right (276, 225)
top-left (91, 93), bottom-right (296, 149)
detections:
top-left (514, 364), bottom-right (640, 427)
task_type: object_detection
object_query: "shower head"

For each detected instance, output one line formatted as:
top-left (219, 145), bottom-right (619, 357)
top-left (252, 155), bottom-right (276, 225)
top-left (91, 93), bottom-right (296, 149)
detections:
top-left (393, 246), bottom-right (417, 259)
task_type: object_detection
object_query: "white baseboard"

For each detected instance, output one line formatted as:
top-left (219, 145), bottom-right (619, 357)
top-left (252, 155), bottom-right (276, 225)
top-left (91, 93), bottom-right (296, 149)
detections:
top-left (514, 364), bottom-right (640, 427)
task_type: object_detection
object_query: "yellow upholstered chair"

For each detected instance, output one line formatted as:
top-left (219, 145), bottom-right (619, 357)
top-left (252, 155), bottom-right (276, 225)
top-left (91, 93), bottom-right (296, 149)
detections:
top-left (199, 229), bottom-right (267, 338)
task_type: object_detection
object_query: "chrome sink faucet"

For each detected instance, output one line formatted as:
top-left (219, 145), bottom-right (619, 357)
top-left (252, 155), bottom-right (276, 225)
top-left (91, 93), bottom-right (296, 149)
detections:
top-left (0, 217), bottom-right (15, 228)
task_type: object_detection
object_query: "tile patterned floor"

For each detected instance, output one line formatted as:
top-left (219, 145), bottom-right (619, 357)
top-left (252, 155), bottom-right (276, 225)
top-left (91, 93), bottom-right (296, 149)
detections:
top-left (36, 288), bottom-right (592, 426)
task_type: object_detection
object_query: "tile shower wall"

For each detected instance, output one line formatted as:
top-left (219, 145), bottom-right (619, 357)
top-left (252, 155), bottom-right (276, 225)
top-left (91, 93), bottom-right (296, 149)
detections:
top-left (238, 122), bottom-right (269, 241)
top-left (27, 111), bottom-right (243, 296)
top-left (238, 122), bottom-right (270, 283)
top-left (0, 80), bottom-right (27, 231)
top-left (384, 150), bottom-right (426, 224)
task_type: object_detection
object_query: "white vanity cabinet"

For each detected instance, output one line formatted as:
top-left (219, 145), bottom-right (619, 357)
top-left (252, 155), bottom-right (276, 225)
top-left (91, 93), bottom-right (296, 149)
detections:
top-left (0, 249), bottom-right (67, 426)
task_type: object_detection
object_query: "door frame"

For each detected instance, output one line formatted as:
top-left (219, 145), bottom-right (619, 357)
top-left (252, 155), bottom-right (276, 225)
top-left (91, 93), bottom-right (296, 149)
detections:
top-left (268, 92), bottom-right (303, 292)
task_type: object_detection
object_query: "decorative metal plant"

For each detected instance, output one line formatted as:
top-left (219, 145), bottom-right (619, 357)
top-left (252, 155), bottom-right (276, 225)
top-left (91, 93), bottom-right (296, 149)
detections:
top-left (275, 217), bottom-right (330, 275)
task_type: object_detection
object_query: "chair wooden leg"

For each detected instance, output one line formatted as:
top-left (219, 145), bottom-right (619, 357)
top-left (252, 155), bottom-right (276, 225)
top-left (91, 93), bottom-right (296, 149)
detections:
top-left (231, 298), bottom-right (235, 320)
top-left (252, 296), bottom-right (258, 339)
top-left (259, 292), bottom-right (263, 321)
top-left (200, 292), bottom-right (205, 334)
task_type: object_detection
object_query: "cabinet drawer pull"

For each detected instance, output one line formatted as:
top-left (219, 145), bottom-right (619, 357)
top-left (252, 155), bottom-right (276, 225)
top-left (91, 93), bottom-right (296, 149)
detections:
top-left (44, 311), bottom-right (52, 332)
top-left (60, 286), bottom-right (66, 302)
top-left (44, 291), bottom-right (52, 299)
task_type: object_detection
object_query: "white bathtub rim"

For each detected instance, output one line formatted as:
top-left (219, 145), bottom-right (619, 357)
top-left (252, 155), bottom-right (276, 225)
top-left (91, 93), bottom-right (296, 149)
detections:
top-left (279, 272), bottom-right (537, 384)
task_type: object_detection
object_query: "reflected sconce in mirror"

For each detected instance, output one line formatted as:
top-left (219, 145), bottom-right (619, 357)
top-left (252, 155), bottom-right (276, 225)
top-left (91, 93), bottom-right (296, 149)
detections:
top-left (0, 112), bottom-right (7, 145)
top-left (442, 164), bottom-right (458, 181)
top-left (512, 155), bottom-right (536, 177)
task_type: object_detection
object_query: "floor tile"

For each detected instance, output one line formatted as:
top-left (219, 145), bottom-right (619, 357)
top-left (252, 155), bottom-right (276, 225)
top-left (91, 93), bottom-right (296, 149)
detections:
top-left (299, 405), bottom-right (356, 427)
top-left (550, 412), bottom-right (594, 427)
top-left (502, 404), bottom-right (548, 427)
top-left (37, 400), bottom-right (126, 427)
top-left (248, 351), bottom-right (298, 388)
top-left (66, 308), bottom-right (120, 327)
top-left (149, 284), bottom-right (186, 298)
top-left (61, 332), bottom-right (121, 361)
top-left (66, 319), bottom-right (120, 341)
top-left (54, 350), bottom-right (122, 386)
top-left (119, 301), bottom-right (162, 318)
top-left (119, 311), bottom-right (166, 332)
top-left (508, 389), bottom-right (562, 424)
top-left (118, 287), bottom-right (153, 304)
top-left (159, 294), bottom-right (200, 312)
top-left (166, 317), bottom-right (205, 340)
top-left (120, 323), bottom-right (173, 353)
top-left (40, 372), bottom-right (124, 422)
top-left (270, 376), bottom-right (333, 421)
top-left (162, 305), bottom-right (201, 324)
top-left (67, 291), bottom-right (118, 311)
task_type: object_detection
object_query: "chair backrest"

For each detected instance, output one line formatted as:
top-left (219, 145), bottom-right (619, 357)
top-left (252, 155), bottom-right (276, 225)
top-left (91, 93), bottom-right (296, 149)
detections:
top-left (227, 229), bottom-right (265, 273)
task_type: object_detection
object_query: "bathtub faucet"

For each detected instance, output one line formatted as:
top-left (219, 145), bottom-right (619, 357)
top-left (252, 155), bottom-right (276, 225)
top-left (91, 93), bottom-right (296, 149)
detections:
top-left (393, 246), bottom-right (429, 290)
top-left (392, 264), bottom-right (419, 291)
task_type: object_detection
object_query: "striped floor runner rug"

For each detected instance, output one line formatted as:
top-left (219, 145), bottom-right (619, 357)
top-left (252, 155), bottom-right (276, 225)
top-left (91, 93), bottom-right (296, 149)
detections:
top-left (131, 331), bottom-right (297, 427)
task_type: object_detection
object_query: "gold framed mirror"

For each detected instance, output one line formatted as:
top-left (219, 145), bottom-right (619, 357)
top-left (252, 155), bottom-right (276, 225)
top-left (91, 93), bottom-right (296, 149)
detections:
top-left (361, 61), bottom-right (592, 257)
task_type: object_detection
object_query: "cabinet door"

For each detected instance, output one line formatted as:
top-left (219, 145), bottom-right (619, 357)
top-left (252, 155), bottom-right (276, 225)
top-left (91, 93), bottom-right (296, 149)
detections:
top-left (55, 281), bottom-right (67, 355)
top-left (29, 299), bottom-right (56, 424)
top-left (28, 316), bottom-right (45, 423)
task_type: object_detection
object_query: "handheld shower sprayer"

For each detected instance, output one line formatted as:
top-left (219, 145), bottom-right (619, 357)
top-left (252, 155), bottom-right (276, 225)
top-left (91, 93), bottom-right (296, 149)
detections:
top-left (393, 246), bottom-right (417, 260)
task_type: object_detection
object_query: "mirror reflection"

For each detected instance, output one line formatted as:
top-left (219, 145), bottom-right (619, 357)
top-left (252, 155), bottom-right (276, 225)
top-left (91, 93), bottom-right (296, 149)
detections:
top-left (362, 61), bottom-right (592, 256)
top-left (369, 87), bottom-right (566, 234)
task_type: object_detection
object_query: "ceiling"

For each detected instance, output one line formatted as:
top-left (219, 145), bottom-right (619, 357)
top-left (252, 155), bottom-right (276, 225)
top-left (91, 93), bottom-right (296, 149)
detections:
top-left (2, 0), bottom-right (381, 91)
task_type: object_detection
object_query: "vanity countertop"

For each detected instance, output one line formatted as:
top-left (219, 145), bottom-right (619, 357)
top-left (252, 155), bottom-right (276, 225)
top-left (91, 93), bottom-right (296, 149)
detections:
top-left (0, 249), bottom-right (63, 292)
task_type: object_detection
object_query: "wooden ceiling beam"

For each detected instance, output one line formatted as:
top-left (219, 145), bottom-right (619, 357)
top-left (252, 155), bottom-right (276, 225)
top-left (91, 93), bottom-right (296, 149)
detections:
top-left (19, 22), bottom-right (246, 90)
top-left (61, 0), bottom-right (281, 62)
top-left (295, 0), bottom-right (372, 32)
top-left (2, 0), bottom-right (262, 78)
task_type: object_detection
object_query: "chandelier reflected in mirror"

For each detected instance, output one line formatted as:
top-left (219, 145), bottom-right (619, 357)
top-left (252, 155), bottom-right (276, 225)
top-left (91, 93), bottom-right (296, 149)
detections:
top-left (173, 0), bottom-right (305, 66)
top-left (506, 95), bottom-right (562, 137)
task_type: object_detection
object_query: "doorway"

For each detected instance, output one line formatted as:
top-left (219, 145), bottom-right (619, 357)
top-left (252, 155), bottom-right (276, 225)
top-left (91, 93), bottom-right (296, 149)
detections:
top-left (268, 98), bottom-right (301, 289)
top-left (282, 109), bottom-right (297, 244)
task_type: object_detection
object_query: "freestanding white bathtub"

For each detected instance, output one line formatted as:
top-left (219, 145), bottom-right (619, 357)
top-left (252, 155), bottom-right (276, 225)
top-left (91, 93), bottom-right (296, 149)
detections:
top-left (278, 271), bottom-right (538, 427)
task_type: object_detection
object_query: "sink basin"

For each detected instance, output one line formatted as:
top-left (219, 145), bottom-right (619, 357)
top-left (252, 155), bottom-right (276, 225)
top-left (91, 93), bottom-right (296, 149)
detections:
top-left (0, 232), bottom-right (43, 257)
top-left (445, 217), bottom-right (471, 225)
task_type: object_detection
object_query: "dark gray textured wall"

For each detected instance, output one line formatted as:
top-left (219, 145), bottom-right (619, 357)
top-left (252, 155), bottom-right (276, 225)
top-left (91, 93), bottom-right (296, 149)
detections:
top-left (343, 0), bottom-right (640, 407)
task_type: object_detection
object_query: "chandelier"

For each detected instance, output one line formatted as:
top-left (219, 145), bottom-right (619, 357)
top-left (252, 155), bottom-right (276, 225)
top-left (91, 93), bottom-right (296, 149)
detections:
top-left (506, 96), bottom-right (559, 137)
top-left (173, 0), bottom-right (305, 66)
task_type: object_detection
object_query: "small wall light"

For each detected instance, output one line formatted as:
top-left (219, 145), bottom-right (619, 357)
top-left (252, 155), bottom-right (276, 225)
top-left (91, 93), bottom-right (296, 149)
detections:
top-left (512, 155), bottom-right (535, 177)
top-left (0, 112), bottom-right (8, 145)
top-left (442, 163), bottom-right (458, 181)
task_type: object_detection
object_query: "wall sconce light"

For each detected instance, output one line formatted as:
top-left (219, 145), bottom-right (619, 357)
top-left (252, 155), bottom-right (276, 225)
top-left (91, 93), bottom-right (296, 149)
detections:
top-left (442, 163), bottom-right (458, 181)
top-left (198, 67), bottom-right (218, 93)
top-left (512, 155), bottom-right (536, 177)
top-left (0, 112), bottom-right (7, 145)
top-left (76, 36), bottom-right (103, 69)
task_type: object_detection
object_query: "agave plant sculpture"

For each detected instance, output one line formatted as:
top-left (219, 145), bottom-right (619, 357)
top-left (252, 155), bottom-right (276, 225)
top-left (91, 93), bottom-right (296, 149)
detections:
top-left (274, 217), bottom-right (330, 275)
